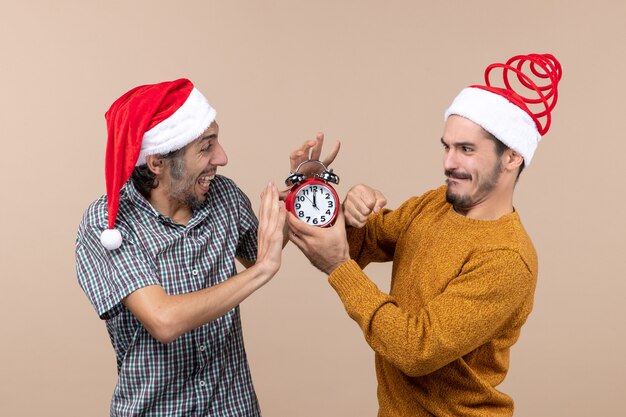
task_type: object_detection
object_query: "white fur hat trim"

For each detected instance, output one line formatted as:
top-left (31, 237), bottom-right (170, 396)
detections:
top-left (445, 87), bottom-right (541, 166)
top-left (136, 87), bottom-right (216, 166)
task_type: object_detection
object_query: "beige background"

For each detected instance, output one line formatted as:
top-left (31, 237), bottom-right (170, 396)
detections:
top-left (1, 1), bottom-right (624, 416)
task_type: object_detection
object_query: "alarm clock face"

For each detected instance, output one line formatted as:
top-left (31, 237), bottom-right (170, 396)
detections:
top-left (292, 182), bottom-right (338, 227)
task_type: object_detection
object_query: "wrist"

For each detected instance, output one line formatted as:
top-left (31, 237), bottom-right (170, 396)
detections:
top-left (250, 259), bottom-right (279, 284)
top-left (324, 255), bottom-right (350, 275)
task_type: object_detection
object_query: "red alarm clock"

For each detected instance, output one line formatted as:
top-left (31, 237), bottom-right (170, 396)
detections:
top-left (284, 160), bottom-right (340, 227)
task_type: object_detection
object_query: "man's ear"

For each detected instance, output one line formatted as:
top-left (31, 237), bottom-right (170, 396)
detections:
top-left (504, 149), bottom-right (524, 172)
top-left (146, 154), bottom-right (165, 176)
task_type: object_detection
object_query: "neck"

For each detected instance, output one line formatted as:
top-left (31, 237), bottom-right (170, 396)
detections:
top-left (148, 188), bottom-right (193, 225)
top-left (454, 194), bottom-right (514, 220)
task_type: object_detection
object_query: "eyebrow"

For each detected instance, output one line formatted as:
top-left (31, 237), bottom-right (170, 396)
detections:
top-left (441, 137), bottom-right (475, 147)
top-left (198, 134), bottom-right (218, 145)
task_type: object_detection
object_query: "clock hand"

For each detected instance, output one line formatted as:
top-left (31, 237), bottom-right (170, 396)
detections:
top-left (302, 194), bottom-right (315, 205)
top-left (313, 189), bottom-right (318, 208)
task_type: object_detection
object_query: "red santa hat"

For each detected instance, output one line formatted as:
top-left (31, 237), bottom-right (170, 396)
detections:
top-left (100, 78), bottom-right (216, 250)
top-left (445, 53), bottom-right (562, 166)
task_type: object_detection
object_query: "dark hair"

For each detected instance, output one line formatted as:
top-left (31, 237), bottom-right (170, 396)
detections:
top-left (483, 130), bottom-right (525, 179)
top-left (131, 147), bottom-right (185, 198)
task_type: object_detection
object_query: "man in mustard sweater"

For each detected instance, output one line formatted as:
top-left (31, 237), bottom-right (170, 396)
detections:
top-left (287, 54), bottom-right (563, 416)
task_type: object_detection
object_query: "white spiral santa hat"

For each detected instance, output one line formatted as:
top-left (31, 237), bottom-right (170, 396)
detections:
top-left (445, 53), bottom-right (562, 166)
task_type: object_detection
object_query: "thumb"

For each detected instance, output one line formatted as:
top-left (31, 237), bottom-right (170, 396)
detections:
top-left (372, 191), bottom-right (388, 213)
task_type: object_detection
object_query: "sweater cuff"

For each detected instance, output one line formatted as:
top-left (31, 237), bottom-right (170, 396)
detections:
top-left (328, 260), bottom-right (389, 317)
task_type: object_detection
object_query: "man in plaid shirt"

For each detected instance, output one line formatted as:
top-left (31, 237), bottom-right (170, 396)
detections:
top-left (76, 79), bottom-right (302, 416)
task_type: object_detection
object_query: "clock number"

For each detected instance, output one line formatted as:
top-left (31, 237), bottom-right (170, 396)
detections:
top-left (291, 182), bottom-right (337, 226)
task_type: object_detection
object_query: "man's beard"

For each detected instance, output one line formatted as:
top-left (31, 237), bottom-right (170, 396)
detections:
top-left (445, 161), bottom-right (503, 209)
top-left (168, 157), bottom-right (209, 211)
top-left (173, 188), bottom-right (209, 212)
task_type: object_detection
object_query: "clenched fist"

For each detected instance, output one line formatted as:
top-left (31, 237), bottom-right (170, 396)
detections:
top-left (342, 184), bottom-right (387, 228)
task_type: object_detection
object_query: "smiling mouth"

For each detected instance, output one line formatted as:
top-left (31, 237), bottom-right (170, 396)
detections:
top-left (198, 171), bottom-right (216, 187)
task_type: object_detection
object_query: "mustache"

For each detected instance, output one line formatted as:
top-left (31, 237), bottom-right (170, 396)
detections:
top-left (200, 169), bottom-right (217, 176)
top-left (445, 170), bottom-right (472, 180)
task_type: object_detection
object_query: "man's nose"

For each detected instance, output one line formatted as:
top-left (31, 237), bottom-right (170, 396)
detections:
top-left (443, 149), bottom-right (458, 171)
top-left (211, 143), bottom-right (228, 166)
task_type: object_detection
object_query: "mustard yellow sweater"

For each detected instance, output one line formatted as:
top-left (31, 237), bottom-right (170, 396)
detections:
top-left (329, 186), bottom-right (537, 416)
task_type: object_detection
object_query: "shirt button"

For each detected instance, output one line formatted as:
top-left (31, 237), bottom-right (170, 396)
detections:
top-left (199, 380), bottom-right (206, 387)
top-left (192, 269), bottom-right (198, 276)
top-left (199, 345), bottom-right (205, 351)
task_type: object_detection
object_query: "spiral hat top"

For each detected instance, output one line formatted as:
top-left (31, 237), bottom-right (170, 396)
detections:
top-left (445, 53), bottom-right (562, 166)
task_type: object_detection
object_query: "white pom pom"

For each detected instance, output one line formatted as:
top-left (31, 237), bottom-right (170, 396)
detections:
top-left (101, 229), bottom-right (122, 250)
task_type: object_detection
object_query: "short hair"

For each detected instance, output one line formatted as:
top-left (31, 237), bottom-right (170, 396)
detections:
top-left (130, 147), bottom-right (185, 199)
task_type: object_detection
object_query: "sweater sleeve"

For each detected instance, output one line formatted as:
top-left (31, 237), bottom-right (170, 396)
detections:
top-left (347, 196), bottom-right (421, 268)
top-left (328, 249), bottom-right (536, 377)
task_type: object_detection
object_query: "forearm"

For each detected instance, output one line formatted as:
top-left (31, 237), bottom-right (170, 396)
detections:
top-left (123, 263), bottom-right (274, 343)
top-left (346, 199), bottom-right (421, 266)
top-left (329, 259), bottom-right (531, 377)
top-left (329, 260), bottom-right (437, 375)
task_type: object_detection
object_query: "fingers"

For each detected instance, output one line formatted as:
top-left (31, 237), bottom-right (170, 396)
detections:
top-left (321, 139), bottom-right (341, 167)
top-left (257, 182), bottom-right (273, 254)
top-left (287, 209), bottom-right (350, 274)
top-left (267, 184), bottom-right (280, 231)
top-left (257, 182), bottom-right (287, 276)
top-left (343, 184), bottom-right (387, 228)
top-left (278, 187), bottom-right (290, 201)
top-left (310, 133), bottom-right (341, 168)
top-left (276, 201), bottom-right (287, 232)
top-left (309, 133), bottom-right (324, 161)
top-left (289, 133), bottom-right (341, 174)
top-left (343, 204), bottom-right (368, 228)
top-left (258, 182), bottom-right (272, 230)
top-left (290, 139), bottom-right (317, 171)
top-left (286, 213), bottom-right (308, 254)
top-left (270, 200), bottom-right (287, 246)
top-left (267, 184), bottom-right (286, 238)
top-left (352, 184), bottom-right (387, 212)
top-left (286, 210), bottom-right (318, 238)
top-left (258, 182), bottom-right (282, 238)
top-left (287, 222), bottom-right (304, 248)
top-left (372, 190), bottom-right (388, 214)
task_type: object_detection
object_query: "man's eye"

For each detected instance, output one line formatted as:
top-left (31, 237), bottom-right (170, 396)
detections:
top-left (201, 145), bottom-right (212, 152)
top-left (462, 146), bottom-right (472, 152)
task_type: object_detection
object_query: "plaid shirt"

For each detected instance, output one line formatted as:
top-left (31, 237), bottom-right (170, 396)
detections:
top-left (76, 175), bottom-right (261, 417)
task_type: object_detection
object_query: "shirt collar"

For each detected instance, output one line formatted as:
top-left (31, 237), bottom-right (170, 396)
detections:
top-left (122, 181), bottom-right (213, 227)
